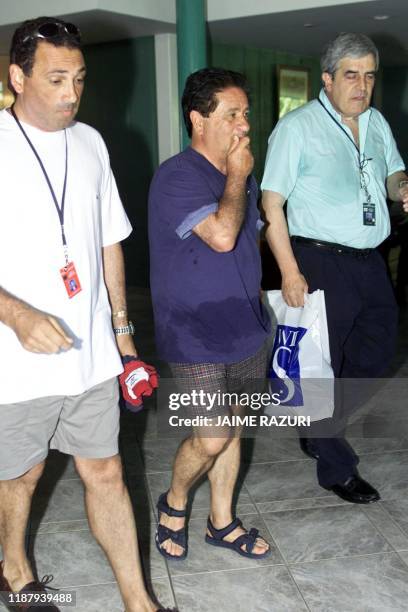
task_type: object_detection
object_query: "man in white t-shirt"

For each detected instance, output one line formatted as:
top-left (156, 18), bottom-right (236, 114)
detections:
top-left (0, 17), bottom-right (170, 612)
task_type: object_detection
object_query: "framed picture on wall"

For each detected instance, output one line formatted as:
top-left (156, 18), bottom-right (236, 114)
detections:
top-left (277, 66), bottom-right (310, 118)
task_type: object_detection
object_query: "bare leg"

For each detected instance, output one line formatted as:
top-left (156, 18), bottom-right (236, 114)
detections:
top-left (207, 432), bottom-right (269, 554)
top-left (159, 412), bottom-right (269, 557)
top-left (0, 462), bottom-right (44, 591)
top-left (75, 455), bottom-right (157, 612)
top-left (158, 424), bottom-right (231, 557)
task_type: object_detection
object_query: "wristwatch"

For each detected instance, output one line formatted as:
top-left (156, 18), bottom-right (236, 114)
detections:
top-left (113, 320), bottom-right (135, 336)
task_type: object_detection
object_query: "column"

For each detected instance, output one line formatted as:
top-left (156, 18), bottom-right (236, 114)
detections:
top-left (176, 0), bottom-right (207, 148)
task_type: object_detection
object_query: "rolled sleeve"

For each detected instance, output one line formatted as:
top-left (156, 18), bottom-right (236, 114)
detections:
top-left (176, 202), bottom-right (218, 239)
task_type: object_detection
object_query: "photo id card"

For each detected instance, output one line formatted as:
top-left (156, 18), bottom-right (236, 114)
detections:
top-left (363, 202), bottom-right (376, 226)
top-left (60, 261), bottom-right (82, 298)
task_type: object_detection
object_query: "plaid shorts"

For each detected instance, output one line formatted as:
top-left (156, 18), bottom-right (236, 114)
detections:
top-left (169, 342), bottom-right (268, 418)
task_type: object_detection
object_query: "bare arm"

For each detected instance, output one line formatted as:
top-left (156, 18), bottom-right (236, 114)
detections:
top-left (262, 190), bottom-right (308, 307)
top-left (387, 171), bottom-right (408, 212)
top-left (0, 287), bottom-right (73, 353)
top-left (193, 135), bottom-right (254, 252)
top-left (102, 242), bottom-right (138, 357)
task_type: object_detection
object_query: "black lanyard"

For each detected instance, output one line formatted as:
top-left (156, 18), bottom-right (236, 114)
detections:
top-left (318, 97), bottom-right (373, 203)
top-left (11, 106), bottom-right (69, 264)
top-left (318, 98), bottom-right (361, 155)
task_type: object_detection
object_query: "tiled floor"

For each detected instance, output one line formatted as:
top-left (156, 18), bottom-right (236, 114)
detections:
top-left (1, 289), bottom-right (408, 611)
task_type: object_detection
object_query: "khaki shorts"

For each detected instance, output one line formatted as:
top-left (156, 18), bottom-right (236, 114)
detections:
top-left (0, 378), bottom-right (120, 480)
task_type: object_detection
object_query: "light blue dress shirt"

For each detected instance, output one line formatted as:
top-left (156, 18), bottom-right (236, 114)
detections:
top-left (261, 89), bottom-right (405, 248)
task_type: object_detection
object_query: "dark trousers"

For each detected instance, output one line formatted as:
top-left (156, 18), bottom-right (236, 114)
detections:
top-left (293, 243), bottom-right (398, 487)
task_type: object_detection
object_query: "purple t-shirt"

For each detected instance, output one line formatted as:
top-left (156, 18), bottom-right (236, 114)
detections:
top-left (148, 147), bottom-right (270, 364)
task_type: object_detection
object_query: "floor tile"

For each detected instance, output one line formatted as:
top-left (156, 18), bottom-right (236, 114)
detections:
top-left (244, 460), bottom-right (325, 503)
top-left (362, 380), bottom-right (408, 420)
top-left (31, 519), bottom-right (90, 535)
top-left (148, 577), bottom-right (178, 611)
top-left (359, 451), bottom-right (408, 500)
top-left (396, 550), bottom-right (408, 569)
top-left (31, 478), bottom-right (85, 526)
top-left (362, 503), bottom-right (408, 551)
top-left (257, 496), bottom-right (347, 513)
top-left (380, 499), bottom-right (408, 543)
top-left (166, 514), bottom-right (283, 576)
top-left (345, 435), bottom-right (408, 455)
top-left (29, 531), bottom-right (114, 588)
top-left (67, 582), bottom-right (123, 611)
top-left (60, 576), bottom-right (176, 612)
top-left (140, 436), bottom-right (185, 473)
top-left (242, 435), bottom-right (306, 464)
top-left (291, 553), bottom-right (408, 612)
top-left (262, 505), bottom-right (392, 563)
top-left (172, 565), bottom-right (308, 612)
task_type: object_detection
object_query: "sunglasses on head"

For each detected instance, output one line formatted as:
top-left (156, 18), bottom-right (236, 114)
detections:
top-left (23, 22), bottom-right (81, 44)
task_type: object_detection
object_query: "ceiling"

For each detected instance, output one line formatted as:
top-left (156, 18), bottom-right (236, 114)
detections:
top-left (0, 9), bottom-right (176, 55)
top-left (0, 0), bottom-right (407, 66)
top-left (209, 0), bottom-right (408, 66)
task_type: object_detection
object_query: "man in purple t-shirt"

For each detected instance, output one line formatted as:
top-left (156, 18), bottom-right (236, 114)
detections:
top-left (149, 68), bottom-right (271, 560)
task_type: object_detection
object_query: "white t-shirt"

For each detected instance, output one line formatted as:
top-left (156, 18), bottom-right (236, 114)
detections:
top-left (0, 109), bottom-right (132, 402)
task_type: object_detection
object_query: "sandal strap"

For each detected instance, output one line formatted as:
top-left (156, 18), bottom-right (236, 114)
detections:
top-left (157, 524), bottom-right (186, 548)
top-left (232, 528), bottom-right (260, 554)
top-left (207, 516), bottom-right (242, 540)
top-left (157, 491), bottom-right (187, 518)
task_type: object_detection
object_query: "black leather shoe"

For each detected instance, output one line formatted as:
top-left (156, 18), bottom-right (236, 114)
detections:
top-left (325, 475), bottom-right (380, 504)
top-left (299, 437), bottom-right (320, 460)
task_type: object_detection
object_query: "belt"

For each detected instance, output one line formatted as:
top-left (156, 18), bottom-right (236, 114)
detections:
top-left (291, 236), bottom-right (375, 257)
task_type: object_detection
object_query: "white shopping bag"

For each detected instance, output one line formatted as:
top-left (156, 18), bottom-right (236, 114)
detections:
top-left (263, 290), bottom-right (334, 421)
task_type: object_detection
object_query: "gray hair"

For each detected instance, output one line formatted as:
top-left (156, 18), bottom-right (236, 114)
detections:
top-left (321, 33), bottom-right (379, 74)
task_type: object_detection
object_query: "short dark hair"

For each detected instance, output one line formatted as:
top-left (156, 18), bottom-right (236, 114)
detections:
top-left (9, 16), bottom-right (82, 94)
top-left (181, 67), bottom-right (250, 138)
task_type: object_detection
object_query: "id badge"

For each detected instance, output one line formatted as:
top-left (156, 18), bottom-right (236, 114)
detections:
top-left (60, 261), bottom-right (82, 298)
top-left (363, 202), bottom-right (376, 226)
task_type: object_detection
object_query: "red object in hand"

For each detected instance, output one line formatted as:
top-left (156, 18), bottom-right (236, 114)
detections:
top-left (119, 356), bottom-right (159, 412)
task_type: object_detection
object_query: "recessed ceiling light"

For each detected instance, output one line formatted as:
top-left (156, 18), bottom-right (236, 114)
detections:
top-left (373, 14), bottom-right (389, 20)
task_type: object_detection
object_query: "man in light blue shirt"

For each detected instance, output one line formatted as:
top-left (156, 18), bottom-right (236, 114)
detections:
top-left (262, 33), bottom-right (408, 504)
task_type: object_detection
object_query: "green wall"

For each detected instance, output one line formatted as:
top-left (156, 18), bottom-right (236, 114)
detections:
top-left (210, 42), bottom-right (321, 181)
top-left (78, 37), bottom-right (158, 287)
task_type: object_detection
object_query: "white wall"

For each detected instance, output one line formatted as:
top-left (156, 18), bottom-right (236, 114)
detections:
top-left (154, 33), bottom-right (180, 161)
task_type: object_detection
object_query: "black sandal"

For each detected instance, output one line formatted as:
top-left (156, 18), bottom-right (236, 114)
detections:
top-left (155, 491), bottom-right (187, 561)
top-left (205, 516), bottom-right (270, 558)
